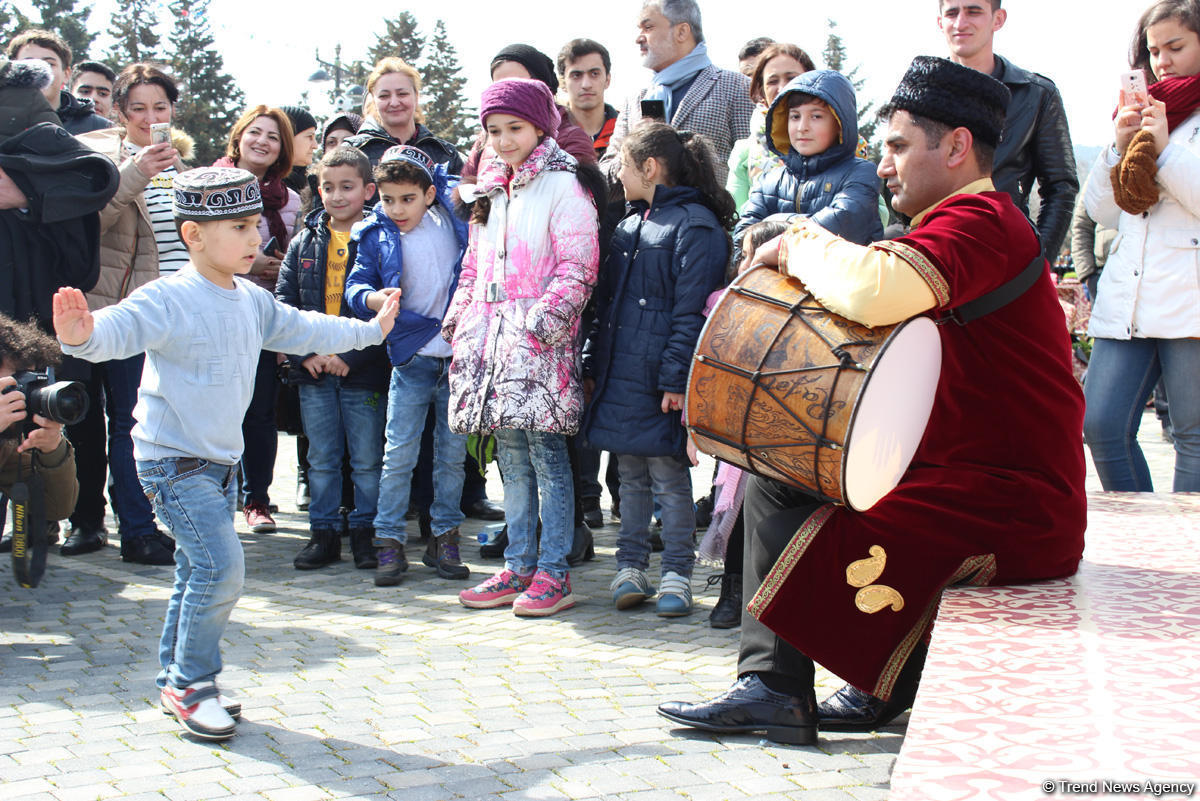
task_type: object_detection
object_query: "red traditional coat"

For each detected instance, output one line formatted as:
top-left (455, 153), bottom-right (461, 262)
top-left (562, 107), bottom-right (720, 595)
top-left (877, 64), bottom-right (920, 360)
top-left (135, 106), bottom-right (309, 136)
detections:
top-left (748, 190), bottom-right (1087, 700)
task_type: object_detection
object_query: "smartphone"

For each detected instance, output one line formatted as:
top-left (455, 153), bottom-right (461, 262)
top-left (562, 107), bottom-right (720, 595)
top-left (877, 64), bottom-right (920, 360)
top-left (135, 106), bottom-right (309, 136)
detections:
top-left (150, 122), bottom-right (171, 146)
top-left (641, 99), bottom-right (666, 122)
top-left (1121, 69), bottom-right (1149, 108)
top-left (261, 236), bottom-right (279, 255)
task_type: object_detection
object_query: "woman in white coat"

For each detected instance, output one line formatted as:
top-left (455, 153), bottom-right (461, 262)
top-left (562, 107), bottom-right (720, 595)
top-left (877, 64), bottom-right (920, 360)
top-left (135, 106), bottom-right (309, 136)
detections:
top-left (1083, 0), bottom-right (1200, 491)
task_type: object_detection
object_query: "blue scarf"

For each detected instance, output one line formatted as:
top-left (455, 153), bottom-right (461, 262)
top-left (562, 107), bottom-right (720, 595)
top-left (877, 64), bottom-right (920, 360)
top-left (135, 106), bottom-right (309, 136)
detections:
top-left (644, 42), bottom-right (712, 124)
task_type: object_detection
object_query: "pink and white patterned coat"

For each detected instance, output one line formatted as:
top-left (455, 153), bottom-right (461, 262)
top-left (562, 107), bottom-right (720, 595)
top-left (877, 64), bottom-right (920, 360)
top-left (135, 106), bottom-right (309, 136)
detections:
top-left (443, 138), bottom-right (599, 435)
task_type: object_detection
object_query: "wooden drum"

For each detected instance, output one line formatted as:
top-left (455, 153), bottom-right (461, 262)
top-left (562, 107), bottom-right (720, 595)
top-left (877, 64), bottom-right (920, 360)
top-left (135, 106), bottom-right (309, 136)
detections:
top-left (686, 266), bottom-right (941, 511)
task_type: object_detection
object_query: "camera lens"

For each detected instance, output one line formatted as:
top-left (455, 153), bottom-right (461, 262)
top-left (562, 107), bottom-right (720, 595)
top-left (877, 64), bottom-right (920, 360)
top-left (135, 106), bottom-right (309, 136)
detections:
top-left (29, 381), bottom-right (89, 425)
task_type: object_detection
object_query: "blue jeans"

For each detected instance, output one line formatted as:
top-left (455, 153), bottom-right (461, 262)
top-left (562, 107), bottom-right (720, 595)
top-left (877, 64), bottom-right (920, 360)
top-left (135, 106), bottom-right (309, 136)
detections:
top-left (616, 454), bottom-right (696, 577)
top-left (1083, 337), bottom-right (1200, 491)
top-left (68, 354), bottom-right (158, 538)
top-left (298, 377), bottom-right (385, 529)
top-left (494, 429), bottom-right (573, 579)
top-left (374, 356), bottom-right (466, 544)
top-left (137, 458), bottom-right (242, 689)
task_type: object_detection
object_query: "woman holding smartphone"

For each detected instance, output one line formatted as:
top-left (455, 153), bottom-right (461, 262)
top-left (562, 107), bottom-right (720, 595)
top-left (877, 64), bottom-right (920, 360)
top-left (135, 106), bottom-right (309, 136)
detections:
top-left (1083, 0), bottom-right (1200, 492)
top-left (68, 64), bottom-right (191, 565)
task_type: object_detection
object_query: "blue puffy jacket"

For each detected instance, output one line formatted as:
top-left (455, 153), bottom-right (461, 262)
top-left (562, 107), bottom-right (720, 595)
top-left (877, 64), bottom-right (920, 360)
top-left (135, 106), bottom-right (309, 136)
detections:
top-left (275, 208), bottom-right (389, 390)
top-left (734, 70), bottom-right (883, 247)
top-left (582, 186), bottom-right (729, 458)
top-left (343, 164), bottom-right (469, 366)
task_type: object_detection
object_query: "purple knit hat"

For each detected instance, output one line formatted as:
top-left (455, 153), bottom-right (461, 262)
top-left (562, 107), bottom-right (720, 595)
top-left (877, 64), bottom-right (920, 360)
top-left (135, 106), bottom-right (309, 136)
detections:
top-left (479, 78), bottom-right (560, 136)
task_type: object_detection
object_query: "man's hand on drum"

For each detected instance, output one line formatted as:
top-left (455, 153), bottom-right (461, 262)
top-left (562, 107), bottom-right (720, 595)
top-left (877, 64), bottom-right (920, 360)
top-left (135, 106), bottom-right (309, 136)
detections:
top-left (749, 235), bottom-right (784, 271)
top-left (685, 433), bottom-right (699, 467)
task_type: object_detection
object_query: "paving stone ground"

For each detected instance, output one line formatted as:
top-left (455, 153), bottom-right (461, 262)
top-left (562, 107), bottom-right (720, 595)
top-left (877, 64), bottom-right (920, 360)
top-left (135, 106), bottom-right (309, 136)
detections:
top-left (0, 410), bottom-right (1175, 801)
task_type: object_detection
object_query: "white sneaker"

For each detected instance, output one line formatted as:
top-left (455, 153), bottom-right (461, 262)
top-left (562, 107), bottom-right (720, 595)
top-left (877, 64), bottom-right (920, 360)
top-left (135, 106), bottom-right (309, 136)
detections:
top-left (656, 571), bottom-right (693, 617)
top-left (611, 566), bottom-right (655, 609)
top-left (160, 682), bottom-right (237, 740)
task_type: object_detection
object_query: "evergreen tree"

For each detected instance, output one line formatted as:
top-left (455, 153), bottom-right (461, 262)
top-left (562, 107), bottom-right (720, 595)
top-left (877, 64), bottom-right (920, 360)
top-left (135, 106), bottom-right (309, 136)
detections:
top-left (822, 18), bottom-right (877, 159)
top-left (0, 6), bottom-right (31, 47)
top-left (366, 12), bottom-right (423, 68)
top-left (105, 0), bottom-right (162, 67)
top-left (164, 0), bottom-right (244, 165)
top-left (421, 19), bottom-right (475, 150)
top-left (26, 0), bottom-right (97, 61)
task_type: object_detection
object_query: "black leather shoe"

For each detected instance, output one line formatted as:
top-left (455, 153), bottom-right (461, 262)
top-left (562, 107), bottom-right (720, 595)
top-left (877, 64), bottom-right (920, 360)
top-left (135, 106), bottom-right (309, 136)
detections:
top-left (818, 642), bottom-right (925, 731)
top-left (60, 525), bottom-right (107, 556)
top-left (479, 525), bottom-right (508, 559)
top-left (658, 674), bottom-right (817, 745)
top-left (121, 531), bottom-right (176, 565)
top-left (462, 498), bottom-right (505, 521)
top-left (566, 523), bottom-right (594, 566)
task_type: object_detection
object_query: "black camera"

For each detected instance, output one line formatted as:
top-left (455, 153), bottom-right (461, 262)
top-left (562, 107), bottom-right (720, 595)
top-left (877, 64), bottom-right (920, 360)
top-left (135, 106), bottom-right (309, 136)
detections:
top-left (5, 368), bottom-right (89, 427)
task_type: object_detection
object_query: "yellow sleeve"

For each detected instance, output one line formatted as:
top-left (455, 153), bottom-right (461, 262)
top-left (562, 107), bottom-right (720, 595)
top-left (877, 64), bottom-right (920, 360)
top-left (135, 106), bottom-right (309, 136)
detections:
top-left (780, 221), bottom-right (938, 328)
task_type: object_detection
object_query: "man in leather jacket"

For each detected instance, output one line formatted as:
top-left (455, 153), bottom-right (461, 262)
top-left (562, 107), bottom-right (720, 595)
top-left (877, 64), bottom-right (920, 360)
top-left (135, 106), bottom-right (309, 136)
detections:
top-left (939, 0), bottom-right (1078, 261)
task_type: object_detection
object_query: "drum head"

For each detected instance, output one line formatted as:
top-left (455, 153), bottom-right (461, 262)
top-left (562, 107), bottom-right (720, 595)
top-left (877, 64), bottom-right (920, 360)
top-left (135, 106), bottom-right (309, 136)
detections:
top-left (843, 316), bottom-right (941, 512)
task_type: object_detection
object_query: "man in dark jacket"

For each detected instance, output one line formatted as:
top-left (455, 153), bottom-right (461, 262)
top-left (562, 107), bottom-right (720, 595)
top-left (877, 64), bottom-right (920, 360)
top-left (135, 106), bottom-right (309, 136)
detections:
top-left (557, 39), bottom-right (621, 159)
top-left (0, 57), bottom-right (119, 555)
top-left (939, 0), bottom-right (1077, 261)
top-left (6, 30), bottom-right (111, 136)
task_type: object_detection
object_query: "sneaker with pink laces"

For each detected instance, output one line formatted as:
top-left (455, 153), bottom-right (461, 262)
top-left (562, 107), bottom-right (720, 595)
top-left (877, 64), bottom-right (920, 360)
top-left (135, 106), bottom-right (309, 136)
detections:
top-left (459, 569), bottom-right (533, 608)
top-left (513, 571), bottom-right (575, 617)
top-left (160, 682), bottom-right (237, 740)
top-left (243, 501), bottom-right (276, 533)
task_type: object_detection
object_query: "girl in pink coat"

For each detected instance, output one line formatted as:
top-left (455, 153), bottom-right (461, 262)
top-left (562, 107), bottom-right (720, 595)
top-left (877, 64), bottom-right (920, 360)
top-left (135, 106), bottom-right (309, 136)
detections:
top-left (447, 79), bottom-right (600, 617)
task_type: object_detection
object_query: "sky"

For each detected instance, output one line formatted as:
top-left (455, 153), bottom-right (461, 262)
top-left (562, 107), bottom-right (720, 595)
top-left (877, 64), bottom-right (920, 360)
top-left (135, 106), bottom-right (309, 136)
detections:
top-left (57, 0), bottom-right (1131, 147)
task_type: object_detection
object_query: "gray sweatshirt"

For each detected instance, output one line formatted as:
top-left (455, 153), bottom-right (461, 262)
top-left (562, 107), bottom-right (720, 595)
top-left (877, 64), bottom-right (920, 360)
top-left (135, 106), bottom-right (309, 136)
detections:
top-left (63, 267), bottom-right (384, 464)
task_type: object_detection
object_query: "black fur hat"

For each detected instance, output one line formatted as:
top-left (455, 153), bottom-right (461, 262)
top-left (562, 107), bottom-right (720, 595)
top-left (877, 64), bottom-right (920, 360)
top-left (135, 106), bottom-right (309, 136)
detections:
top-left (880, 56), bottom-right (1011, 148)
top-left (0, 59), bottom-right (61, 144)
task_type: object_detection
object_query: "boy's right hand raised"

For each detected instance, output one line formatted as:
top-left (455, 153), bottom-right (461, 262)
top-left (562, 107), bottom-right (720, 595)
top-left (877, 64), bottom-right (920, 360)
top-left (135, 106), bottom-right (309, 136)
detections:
top-left (52, 287), bottom-right (94, 346)
top-left (373, 289), bottom-right (402, 338)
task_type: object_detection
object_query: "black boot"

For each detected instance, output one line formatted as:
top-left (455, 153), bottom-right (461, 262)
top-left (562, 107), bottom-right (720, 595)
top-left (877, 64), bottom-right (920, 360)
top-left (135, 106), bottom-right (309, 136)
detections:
top-left (423, 528), bottom-right (470, 579)
top-left (349, 526), bottom-right (378, 570)
top-left (566, 523), bottom-right (595, 566)
top-left (708, 572), bottom-right (742, 629)
top-left (293, 527), bottom-right (341, 570)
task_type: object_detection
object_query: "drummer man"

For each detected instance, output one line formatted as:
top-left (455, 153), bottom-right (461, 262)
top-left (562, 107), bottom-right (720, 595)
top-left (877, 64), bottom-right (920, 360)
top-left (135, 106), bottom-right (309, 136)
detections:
top-left (657, 56), bottom-right (1086, 744)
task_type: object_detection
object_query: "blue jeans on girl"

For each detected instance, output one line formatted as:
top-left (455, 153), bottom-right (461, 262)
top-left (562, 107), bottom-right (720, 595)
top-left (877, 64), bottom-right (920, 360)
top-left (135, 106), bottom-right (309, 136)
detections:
top-left (1083, 336), bottom-right (1200, 492)
top-left (298, 377), bottom-right (385, 529)
top-left (494, 429), bottom-right (573, 579)
top-left (136, 458), bottom-right (241, 690)
top-left (616, 454), bottom-right (696, 578)
top-left (374, 356), bottom-right (466, 544)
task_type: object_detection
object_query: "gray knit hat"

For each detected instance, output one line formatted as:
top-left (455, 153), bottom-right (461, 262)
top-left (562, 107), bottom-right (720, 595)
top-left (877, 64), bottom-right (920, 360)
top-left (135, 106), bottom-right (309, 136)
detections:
top-left (173, 166), bottom-right (263, 221)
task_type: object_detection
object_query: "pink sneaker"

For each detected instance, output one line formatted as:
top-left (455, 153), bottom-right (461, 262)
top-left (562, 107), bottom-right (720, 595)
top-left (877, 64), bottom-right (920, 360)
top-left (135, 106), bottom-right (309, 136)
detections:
top-left (459, 569), bottom-right (533, 608)
top-left (513, 571), bottom-right (575, 617)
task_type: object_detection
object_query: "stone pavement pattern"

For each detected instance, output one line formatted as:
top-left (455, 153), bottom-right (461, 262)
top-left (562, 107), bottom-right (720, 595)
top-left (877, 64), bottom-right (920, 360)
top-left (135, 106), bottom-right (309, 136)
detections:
top-left (0, 411), bottom-right (1176, 801)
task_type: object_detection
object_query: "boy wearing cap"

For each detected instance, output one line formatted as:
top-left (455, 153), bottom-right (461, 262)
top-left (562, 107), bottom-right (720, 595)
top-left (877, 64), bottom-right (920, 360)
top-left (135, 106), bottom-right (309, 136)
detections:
top-left (344, 145), bottom-right (470, 587)
top-left (53, 166), bottom-right (401, 742)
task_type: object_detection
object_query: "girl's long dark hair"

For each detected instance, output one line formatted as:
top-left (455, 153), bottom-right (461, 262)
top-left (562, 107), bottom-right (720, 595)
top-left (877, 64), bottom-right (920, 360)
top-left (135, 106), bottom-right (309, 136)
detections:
top-left (622, 122), bottom-right (738, 231)
top-left (1132, 0), bottom-right (1200, 77)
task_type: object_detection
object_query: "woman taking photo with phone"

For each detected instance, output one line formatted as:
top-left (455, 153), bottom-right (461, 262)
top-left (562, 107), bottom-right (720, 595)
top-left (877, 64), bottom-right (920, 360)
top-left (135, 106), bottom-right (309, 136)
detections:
top-left (68, 64), bottom-right (191, 565)
top-left (1083, 0), bottom-right (1200, 492)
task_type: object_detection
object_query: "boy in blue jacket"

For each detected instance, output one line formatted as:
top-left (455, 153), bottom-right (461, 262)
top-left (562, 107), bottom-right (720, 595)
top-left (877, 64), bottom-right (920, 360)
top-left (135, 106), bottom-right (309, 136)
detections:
top-left (344, 145), bottom-right (470, 587)
top-left (734, 70), bottom-right (884, 248)
top-left (276, 145), bottom-right (389, 572)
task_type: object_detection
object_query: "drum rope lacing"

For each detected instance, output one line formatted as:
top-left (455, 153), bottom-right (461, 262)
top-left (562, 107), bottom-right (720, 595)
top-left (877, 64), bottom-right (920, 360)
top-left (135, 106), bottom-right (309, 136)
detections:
top-left (693, 284), bottom-right (872, 503)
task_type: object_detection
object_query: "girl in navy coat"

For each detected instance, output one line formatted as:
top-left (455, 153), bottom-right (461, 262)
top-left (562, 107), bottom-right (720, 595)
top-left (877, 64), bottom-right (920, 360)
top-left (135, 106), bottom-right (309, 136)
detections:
top-left (582, 122), bottom-right (736, 617)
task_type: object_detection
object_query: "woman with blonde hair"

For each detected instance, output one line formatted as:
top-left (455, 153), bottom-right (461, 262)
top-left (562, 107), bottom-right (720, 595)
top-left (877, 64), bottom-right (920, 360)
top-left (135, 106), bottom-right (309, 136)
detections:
top-left (345, 57), bottom-right (463, 173)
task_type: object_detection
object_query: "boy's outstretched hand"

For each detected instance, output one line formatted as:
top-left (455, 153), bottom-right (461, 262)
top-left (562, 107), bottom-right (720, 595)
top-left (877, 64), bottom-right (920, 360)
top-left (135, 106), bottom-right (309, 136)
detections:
top-left (374, 289), bottom-right (402, 338)
top-left (53, 288), bottom-right (94, 346)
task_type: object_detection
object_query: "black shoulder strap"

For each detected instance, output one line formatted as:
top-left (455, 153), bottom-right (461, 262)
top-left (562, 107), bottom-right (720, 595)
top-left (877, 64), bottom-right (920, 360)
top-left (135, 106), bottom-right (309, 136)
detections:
top-left (935, 215), bottom-right (1045, 326)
